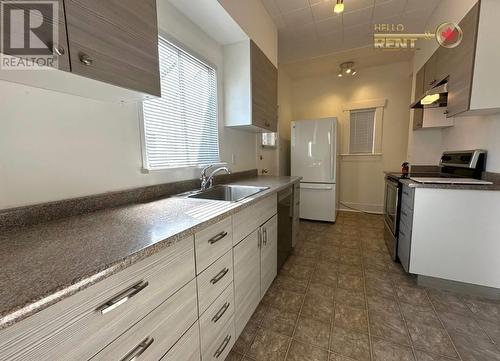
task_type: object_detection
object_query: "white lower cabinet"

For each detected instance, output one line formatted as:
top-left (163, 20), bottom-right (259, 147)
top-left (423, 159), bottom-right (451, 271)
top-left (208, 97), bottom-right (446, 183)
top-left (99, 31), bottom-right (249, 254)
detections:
top-left (233, 212), bottom-right (278, 339)
top-left (92, 279), bottom-right (198, 360)
top-left (233, 229), bottom-right (261, 338)
top-left (160, 322), bottom-right (200, 361)
top-left (0, 192), bottom-right (282, 361)
top-left (260, 215), bottom-right (278, 298)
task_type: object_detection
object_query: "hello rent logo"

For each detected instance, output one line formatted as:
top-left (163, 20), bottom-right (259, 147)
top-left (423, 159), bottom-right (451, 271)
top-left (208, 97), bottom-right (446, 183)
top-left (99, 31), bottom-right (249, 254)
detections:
top-left (374, 22), bottom-right (463, 50)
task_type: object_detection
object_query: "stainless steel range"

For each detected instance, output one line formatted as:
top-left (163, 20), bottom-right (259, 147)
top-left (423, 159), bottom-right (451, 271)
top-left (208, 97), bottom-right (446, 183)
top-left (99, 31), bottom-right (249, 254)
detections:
top-left (383, 149), bottom-right (488, 262)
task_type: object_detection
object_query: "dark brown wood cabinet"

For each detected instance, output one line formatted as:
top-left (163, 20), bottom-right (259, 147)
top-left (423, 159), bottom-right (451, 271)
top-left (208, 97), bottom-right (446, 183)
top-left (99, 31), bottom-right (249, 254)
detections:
top-left (224, 40), bottom-right (278, 132)
top-left (445, 2), bottom-right (480, 117)
top-left (64, 0), bottom-right (160, 97)
top-left (250, 41), bottom-right (278, 132)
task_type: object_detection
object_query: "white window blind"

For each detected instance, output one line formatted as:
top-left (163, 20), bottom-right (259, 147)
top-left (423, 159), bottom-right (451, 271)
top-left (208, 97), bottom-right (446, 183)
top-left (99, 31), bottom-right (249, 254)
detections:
top-left (349, 108), bottom-right (376, 154)
top-left (142, 37), bottom-right (219, 170)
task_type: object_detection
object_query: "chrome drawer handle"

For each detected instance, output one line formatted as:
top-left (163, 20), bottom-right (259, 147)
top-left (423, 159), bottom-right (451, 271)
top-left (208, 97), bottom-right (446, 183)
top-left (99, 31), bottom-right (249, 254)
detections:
top-left (208, 231), bottom-right (228, 245)
top-left (120, 337), bottom-right (154, 361)
top-left (210, 267), bottom-right (229, 285)
top-left (96, 280), bottom-right (149, 315)
top-left (212, 302), bottom-right (230, 323)
top-left (214, 335), bottom-right (231, 358)
top-left (263, 227), bottom-right (268, 246)
top-left (79, 53), bottom-right (93, 66)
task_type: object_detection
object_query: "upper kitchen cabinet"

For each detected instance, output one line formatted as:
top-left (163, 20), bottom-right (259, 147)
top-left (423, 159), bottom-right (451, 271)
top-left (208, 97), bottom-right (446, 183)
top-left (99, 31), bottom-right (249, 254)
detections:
top-left (224, 40), bottom-right (278, 133)
top-left (413, 0), bottom-right (500, 118)
top-left (64, 0), bottom-right (160, 97)
top-left (0, 0), bottom-right (160, 101)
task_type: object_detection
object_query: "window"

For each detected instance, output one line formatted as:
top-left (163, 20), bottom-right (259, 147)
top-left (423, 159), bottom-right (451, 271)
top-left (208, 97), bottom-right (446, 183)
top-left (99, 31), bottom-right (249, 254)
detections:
top-left (349, 108), bottom-right (376, 154)
top-left (141, 37), bottom-right (219, 170)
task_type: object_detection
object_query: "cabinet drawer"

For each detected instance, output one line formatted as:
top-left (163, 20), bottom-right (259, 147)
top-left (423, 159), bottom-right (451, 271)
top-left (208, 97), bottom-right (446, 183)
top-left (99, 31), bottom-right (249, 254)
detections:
top-left (195, 217), bottom-right (233, 274)
top-left (0, 237), bottom-right (195, 361)
top-left (161, 322), bottom-right (200, 361)
top-left (398, 223), bottom-right (412, 273)
top-left (200, 283), bottom-right (234, 354)
top-left (401, 185), bottom-right (415, 210)
top-left (197, 250), bottom-right (234, 314)
top-left (399, 203), bottom-right (413, 230)
top-left (202, 316), bottom-right (235, 361)
top-left (92, 279), bottom-right (198, 360)
top-left (233, 195), bottom-right (277, 245)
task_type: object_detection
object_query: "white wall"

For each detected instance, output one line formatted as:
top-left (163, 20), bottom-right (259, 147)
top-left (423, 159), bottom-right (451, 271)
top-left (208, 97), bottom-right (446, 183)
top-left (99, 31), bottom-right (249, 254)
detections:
top-left (408, 0), bottom-right (500, 172)
top-left (218, 0), bottom-right (278, 66)
top-left (0, 0), bottom-right (258, 209)
top-left (287, 61), bottom-right (412, 213)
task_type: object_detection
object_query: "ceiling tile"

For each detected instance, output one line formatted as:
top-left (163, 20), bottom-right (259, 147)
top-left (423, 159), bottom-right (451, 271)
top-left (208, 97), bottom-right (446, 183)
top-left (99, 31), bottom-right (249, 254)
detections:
top-left (315, 15), bottom-right (342, 35)
top-left (343, 6), bottom-right (373, 28)
top-left (402, 7), bottom-right (435, 31)
top-left (373, 0), bottom-right (407, 23)
top-left (280, 22), bottom-right (317, 42)
top-left (343, 23), bottom-right (373, 48)
top-left (310, 0), bottom-right (335, 21)
top-left (273, 13), bottom-right (287, 29)
top-left (261, 0), bottom-right (281, 18)
top-left (343, 0), bottom-right (375, 12)
top-left (405, 0), bottom-right (439, 13)
top-left (319, 30), bottom-right (344, 52)
top-left (283, 7), bottom-right (314, 27)
top-left (276, 0), bottom-right (309, 14)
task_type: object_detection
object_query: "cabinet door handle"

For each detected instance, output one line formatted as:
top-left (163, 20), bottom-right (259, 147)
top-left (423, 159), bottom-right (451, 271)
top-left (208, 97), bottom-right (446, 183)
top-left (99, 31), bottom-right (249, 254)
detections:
top-left (96, 280), bottom-right (149, 315)
top-left (210, 267), bottom-right (229, 285)
top-left (258, 229), bottom-right (262, 249)
top-left (208, 231), bottom-right (228, 245)
top-left (52, 45), bottom-right (65, 56)
top-left (263, 227), bottom-right (267, 246)
top-left (120, 337), bottom-right (154, 361)
top-left (212, 302), bottom-right (230, 323)
top-left (214, 335), bottom-right (231, 358)
top-left (79, 53), bottom-right (94, 66)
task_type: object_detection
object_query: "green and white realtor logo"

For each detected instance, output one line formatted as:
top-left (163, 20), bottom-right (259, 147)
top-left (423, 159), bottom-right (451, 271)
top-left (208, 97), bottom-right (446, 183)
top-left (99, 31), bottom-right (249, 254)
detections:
top-left (0, 0), bottom-right (59, 69)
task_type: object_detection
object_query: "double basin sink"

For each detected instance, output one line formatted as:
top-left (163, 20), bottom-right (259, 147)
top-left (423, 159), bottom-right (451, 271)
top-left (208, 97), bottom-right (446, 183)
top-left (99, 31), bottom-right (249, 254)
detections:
top-left (183, 185), bottom-right (269, 203)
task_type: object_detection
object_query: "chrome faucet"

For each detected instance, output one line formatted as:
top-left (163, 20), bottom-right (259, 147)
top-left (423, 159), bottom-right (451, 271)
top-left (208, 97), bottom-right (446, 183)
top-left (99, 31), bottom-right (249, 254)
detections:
top-left (200, 165), bottom-right (231, 190)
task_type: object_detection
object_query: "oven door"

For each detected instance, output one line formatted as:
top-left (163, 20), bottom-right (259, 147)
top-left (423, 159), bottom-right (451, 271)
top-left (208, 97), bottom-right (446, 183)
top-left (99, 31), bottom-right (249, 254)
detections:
top-left (384, 177), bottom-right (400, 260)
top-left (384, 177), bottom-right (399, 235)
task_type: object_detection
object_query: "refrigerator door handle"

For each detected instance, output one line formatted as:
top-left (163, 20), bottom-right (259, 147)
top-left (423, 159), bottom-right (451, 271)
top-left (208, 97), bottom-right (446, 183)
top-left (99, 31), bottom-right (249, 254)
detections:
top-left (330, 122), bottom-right (335, 182)
top-left (301, 184), bottom-right (333, 190)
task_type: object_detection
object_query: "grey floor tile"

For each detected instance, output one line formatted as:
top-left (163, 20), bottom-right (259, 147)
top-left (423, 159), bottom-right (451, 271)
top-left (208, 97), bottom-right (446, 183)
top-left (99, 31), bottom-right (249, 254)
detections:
top-left (365, 278), bottom-right (395, 299)
top-left (367, 294), bottom-right (400, 314)
top-left (262, 287), bottom-right (305, 314)
top-left (372, 338), bottom-right (415, 361)
top-left (476, 318), bottom-right (500, 344)
top-left (311, 268), bottom-right (338, 288)
top-left (406, 320), bottom-right (458, 358)
top-left (226, 350), bottom-right (244, 361)
top-left (329, 326), bottom-right (370, 361)
top-left (395, 285), bottom-right (431, 307)
top-left (294, 316), bottom-right (331, 349)
top-left (449, 331), bottom-right (500, 361)
top-left (301, 295), bottom-right (334, 323)
top-left (400, 302), bottom-right (442, 329)
top-left (369, 309), bottom-right (411, 346)
top-left (337, 274), bottom-right (364, 291)
top-left (427, 289), bottom-right (472, 316)
top-left (334, 304), bottom-right (368, 334)
top-left (247, 328), bottom-right (290, 361)
top-left (281, 263), bottom-right (315, 281)
top-left (414, 349), bottom-right (458, 361)
top-left (329, 353), bottom-right (360, 361)
top-left (335, 288), bottom-right (366, 309)
top-left (233, 320), bottom-right (260, 355)
top-left (307, 282), bottom-right (335, 300)
top-left (261, 306), bottom-right (298, 337)
top-left (463, 298), bottom-right (500, 322)
top-left (287, 340), bottom-right (329, 361)
top-left (439, 311), bottom-right (489, 339)
top-left (274, 274), bottom-right (309, 294)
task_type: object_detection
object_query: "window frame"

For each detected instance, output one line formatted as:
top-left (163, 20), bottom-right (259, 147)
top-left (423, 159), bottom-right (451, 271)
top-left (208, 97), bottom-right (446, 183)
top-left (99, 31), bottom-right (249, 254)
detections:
top-left (139, 32), bottom-right (221, 172)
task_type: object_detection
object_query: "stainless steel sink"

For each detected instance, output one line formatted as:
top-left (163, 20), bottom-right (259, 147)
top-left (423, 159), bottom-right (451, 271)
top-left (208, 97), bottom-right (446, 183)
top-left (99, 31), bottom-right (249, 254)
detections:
top-left (187, 185), bottom-right (269, 202)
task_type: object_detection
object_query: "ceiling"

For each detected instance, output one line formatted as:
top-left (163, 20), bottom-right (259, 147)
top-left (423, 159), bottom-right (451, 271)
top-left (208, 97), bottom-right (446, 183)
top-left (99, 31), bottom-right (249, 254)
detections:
top-left (261, 0), bottom-right (440, 64)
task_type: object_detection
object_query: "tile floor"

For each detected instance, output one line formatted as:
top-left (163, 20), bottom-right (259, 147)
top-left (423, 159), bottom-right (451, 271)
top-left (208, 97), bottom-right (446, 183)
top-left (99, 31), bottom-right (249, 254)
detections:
top-left (228, 211), bottom-right (500, 361)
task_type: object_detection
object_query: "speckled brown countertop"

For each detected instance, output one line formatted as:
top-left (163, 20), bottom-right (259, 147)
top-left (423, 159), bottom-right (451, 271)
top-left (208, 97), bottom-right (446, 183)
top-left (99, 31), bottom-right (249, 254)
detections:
top-left (0, 176), bottom-right (300, 330)
top-left (399, 178), bottom-right (500, 191)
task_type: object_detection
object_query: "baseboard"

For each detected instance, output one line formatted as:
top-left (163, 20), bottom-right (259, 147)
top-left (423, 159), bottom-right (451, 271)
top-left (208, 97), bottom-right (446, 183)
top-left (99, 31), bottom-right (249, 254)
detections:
top-left (339, 201), bottom-right (384, 214)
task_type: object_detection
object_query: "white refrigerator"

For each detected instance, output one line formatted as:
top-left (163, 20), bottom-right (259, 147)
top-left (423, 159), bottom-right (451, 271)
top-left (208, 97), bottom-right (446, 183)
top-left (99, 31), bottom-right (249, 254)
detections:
top-left (291, 118), bottom-right (339, 222)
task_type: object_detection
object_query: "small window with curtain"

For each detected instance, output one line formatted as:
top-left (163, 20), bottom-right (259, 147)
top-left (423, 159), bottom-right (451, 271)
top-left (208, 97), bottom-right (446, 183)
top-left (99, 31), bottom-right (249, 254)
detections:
top-left (349, 108), bottom-right (376, 154)
top-left (141, 37), bottom-right (219, 170)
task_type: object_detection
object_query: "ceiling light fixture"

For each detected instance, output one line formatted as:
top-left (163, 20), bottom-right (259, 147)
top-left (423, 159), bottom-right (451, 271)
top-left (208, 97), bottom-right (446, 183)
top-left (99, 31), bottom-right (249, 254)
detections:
top-left (338, 61), bottom-right (356, 77)
top-left (334, 0), bottom-right (345, 14)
